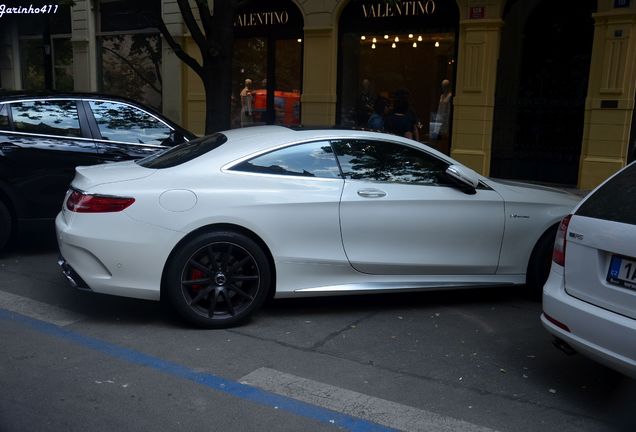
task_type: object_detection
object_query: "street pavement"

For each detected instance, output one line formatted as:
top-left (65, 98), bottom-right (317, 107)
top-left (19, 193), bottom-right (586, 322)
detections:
top-left (1, 231), bottom-right (634, 431)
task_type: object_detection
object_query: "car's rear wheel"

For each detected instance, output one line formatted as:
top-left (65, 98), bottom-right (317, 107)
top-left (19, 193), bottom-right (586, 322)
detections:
top-left (0, 201), bottom-right (11, 253)
top-left (165, 231), bottom-right (271, 328)
top-left (527, 226), bottom-right (558, 297)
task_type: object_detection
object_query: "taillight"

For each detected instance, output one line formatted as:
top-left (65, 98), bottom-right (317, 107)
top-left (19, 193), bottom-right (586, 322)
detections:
top-left (66, 190), bottom-right (135, 213)
top-left (552, 214), bottom-right (572, 266)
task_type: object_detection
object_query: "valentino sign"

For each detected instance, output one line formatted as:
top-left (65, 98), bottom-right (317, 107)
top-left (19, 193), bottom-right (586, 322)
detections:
top-left (362, 0), bottom-right (436, 18)
top-left (234, 10), bottom-right (289, 27)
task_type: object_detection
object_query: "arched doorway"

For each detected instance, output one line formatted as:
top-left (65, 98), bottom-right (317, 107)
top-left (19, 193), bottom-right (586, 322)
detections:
top-left (491, 0), bottom-right (596, 185)
top-left (232, 0), bottom-right (304, 128)
top-left (337, 0), bottom-right (459, 153)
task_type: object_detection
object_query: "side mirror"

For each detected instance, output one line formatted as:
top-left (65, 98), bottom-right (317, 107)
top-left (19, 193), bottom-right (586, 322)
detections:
top-left (445, 164), bottom-right (479, 194)
top-left (163, 130), bottom-right (185, 146)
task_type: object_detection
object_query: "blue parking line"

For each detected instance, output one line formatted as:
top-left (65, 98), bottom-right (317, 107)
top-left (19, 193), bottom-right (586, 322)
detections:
top-left (0, 308), bottom-right (397, 432)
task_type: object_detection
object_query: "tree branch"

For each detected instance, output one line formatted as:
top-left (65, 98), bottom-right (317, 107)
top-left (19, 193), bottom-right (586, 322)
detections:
top-left (101, 46), bottom-right (161, 95)
top-left (151, 13), bottom-right (204, 78)
top-left (177, 0), bottom-right (209, 55)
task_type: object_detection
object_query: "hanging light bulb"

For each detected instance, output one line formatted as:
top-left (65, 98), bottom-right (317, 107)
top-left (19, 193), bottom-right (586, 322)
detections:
top-left (394, 36), bottom-right (399, 42)
top-left (384, 34), bottom-right (389, 39)
top-left (417, 35), bottom-right (422, 42)
top-left (408, 34), bottom-right (414, 38)
top-left (297, 38), bottom-right (302, 43)
top-left (371, 43), bottom-right (376, 49)
top-left (412, 42), bottom-right (417, 48)
top-left (361, 35), bottom-right (366, 40)
top-left (435, 41), bottom-right (440, 47)
top-left (391, 42), bottom-right (396, 48)
top-left (372, 37), bottom-right (377, 43)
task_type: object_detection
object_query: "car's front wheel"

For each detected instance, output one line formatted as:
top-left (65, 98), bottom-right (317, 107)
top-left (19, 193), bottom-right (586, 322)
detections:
top-left (165, 230), bottom-right (271, 328)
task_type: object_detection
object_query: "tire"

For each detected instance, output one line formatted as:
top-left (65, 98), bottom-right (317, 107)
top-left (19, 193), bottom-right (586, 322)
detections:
top-left (164, 230), bottom-right (271, 328)
top-left (527, 226), bottom-right (558, 298)
top-left (0, 201), bottom-right (11, 253)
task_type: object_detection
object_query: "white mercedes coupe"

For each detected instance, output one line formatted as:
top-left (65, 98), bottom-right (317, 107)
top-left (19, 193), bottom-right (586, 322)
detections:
top-left (56, 126), bottom-right (579, 328)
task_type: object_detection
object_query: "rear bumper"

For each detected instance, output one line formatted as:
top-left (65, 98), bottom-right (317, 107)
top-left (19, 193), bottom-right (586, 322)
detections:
top-left (542, 267), bottom-right (636, 379)
top-left (55, 211), bottom-right (178, 301)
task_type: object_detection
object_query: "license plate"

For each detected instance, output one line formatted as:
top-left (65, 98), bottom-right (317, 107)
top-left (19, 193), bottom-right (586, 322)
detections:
top-left (607, 255), bottom-right (636, 291)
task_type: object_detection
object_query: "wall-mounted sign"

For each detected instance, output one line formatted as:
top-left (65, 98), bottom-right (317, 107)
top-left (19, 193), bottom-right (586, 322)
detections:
top-left (233, 0), bottom-right (303, 38)
top-left (469, 7), bottom-right (485, 19)
top-left (361, 0), bottom-right (436, 18)
top-left (234, 10), bottom-right (289, 28)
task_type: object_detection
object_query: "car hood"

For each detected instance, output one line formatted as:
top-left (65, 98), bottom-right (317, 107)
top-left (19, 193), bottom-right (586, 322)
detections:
top-left (72, 161), bottom-right (156, 190)
top-left (486, 178), bottom-right (581, 206)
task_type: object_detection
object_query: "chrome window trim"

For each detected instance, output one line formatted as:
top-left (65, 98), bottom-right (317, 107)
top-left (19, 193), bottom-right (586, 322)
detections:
top-left (92, 138), bottom-right (165, 148)
top-left (0, 129), bottom-right (93, 142)
top-left (222, 136), bottom-right (451, 183)
top-left (0, 129), bottom-right (166, 148)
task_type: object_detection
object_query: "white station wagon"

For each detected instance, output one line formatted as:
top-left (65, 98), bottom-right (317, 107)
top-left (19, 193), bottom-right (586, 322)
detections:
top-left (543, 161), bottom-right (636, 378)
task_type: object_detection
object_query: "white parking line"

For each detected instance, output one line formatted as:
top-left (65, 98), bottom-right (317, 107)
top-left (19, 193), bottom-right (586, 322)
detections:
top-left (240, 367), bottom-right (499, 432)
top-left (0, 290), bottom-right (84, 327)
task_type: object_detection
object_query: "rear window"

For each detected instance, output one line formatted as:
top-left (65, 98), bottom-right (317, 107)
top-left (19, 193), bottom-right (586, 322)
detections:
top-left (136, 133), bottom-right (227, 168)
top-left (576, 162), bottom-right (636, 225)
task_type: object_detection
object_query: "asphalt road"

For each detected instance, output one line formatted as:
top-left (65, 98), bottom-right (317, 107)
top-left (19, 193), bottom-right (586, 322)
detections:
top-left (1, 231), bottom-right (634, 432)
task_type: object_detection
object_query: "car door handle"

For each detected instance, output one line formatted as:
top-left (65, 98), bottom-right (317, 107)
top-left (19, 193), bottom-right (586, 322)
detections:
top-left (357, 188), bottom-right (387, 198)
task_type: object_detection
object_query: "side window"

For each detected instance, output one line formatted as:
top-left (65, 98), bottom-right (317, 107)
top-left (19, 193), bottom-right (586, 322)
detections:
top-left (10, 100), bottom-right (81, 137)
top-left (89, 101), bottom-right (172, 145)
top-left (231, 141), bottom-right (341, 179)
top-left (331, 139), bottom-right (449, 185)
top-left (0, 104), bottom-right (9, 130)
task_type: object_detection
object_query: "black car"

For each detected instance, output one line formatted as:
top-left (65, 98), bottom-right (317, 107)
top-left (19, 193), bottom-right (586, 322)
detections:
top-left (0, 92), bottom-right (195, 250)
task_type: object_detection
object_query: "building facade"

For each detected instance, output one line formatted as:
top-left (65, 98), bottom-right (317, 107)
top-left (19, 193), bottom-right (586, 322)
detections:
top-left (1, 0), bottom-right (635, 189)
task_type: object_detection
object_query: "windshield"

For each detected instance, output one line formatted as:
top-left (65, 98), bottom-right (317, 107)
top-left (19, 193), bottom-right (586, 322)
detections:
top-left (136, 133), bottom-right (227, 169)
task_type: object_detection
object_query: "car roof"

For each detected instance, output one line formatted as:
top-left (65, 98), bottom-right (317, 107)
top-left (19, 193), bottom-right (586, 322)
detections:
top-left (217, 125), bottom-right (454, 163)
top-left (0, 90), bottom-right (150, 106)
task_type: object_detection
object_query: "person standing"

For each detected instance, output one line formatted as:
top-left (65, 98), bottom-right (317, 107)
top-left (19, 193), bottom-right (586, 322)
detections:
top-left (436, 79), bottom-right (453, 138)
top-left (240, 78), bottom-right (254, 127)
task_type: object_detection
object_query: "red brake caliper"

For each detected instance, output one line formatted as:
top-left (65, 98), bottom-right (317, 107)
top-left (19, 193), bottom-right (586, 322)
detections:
top-left (190, 268), bottom-right (205, 292)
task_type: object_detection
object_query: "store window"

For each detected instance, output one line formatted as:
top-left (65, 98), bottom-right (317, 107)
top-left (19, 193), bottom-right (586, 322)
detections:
top-left (232, 0), bottom-right (303, 128)
top-left (17, 5), bottom-right (73, 90)
top-left (338, 0), bottom-right (459, 154)
top-left (97, 0), bottom-right (162, 110)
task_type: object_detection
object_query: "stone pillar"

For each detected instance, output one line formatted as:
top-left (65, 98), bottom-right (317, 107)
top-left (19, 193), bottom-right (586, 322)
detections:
top-left (300, 27), bottom-right (338, 125)
top-left (71, 0), bottom-right (98, 91)
top-left (450, 11), bottom-right (503, 176)
top-left (579, 1), bottom-right (636, 189)
top-left (299, 2), bottom-right (339, 126)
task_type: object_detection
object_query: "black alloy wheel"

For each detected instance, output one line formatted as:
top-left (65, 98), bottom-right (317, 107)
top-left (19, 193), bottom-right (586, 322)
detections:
top-left (166, 231), bottom-right (271, 328)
